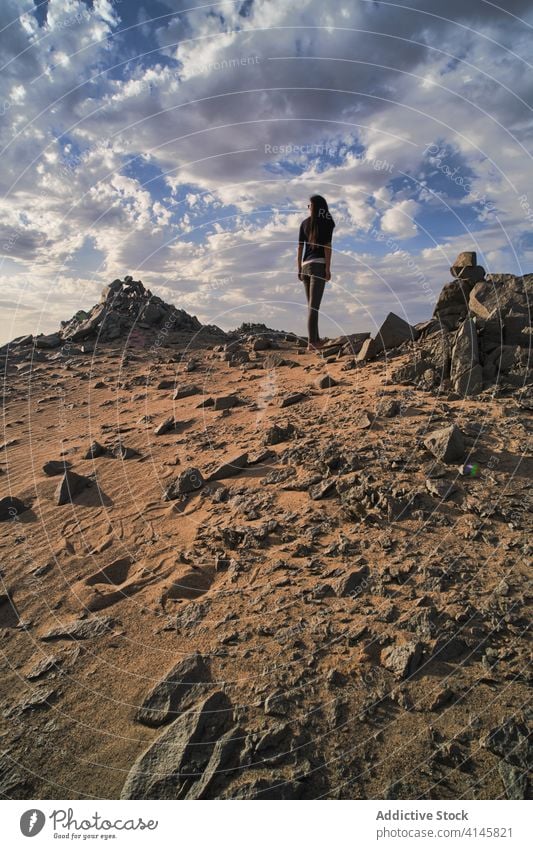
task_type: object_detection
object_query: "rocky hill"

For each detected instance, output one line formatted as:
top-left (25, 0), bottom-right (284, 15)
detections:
top-left (6, 275), bottom-right (227, 352)
top-left (0, 257), bottom-right (531, 800)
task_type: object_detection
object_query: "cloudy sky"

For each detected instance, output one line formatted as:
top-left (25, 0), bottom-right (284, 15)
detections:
top-left (1, 0), bottom-right (532, 343)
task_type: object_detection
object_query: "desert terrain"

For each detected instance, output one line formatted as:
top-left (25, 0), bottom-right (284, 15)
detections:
top-left (0, 264), bottom-right (531, 800)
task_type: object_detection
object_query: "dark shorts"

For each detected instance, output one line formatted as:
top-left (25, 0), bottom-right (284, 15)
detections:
top-left (301, 261), bottom-right (326, 282)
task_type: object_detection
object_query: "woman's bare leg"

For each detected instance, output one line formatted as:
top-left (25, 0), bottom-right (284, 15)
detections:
top-left (302, 276), bottom-right (310, 304)
top-left (308, 273), bottom-right (325, 345)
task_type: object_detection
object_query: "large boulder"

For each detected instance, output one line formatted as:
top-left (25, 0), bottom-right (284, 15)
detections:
top-left (503, 311), bottom-right (530, 347)
top-left (420, 327), bottom-right (453, 379)
top-left (483, 345), bottom-right (520, 381)
top-left (433, 279), bottom-right (473, 330)
top-left (449, 250), bottom-right (485, 283)
top-left (450, 317), bottom-right (483, 396)
top-left (139, 302), bottom-right (164, 326)
top-left (356, 337), bottom-right (380, 362)
top-left (356, 315), bottom-right (416, 362)
top-left (469, 274), bottom-right (532, 322)
top-left (374, 312), bottom-right (417, 353)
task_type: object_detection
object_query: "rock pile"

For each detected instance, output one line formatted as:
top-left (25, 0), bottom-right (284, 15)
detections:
top-left (13, 275), bottom-right (226, 350)
top-left (395, 253), bottom-right (531, 396)
top-left (61, 276), bottom-right (223, 344)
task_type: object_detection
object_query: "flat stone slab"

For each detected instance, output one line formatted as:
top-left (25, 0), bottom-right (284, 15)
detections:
top-left (135, 653), bottom-right (210, 727)
top-left (280, 392), bottom-right (307, 408)
top-left (206, 452), bottom-right (249, 481)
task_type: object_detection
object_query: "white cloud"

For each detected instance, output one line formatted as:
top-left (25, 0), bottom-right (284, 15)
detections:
top-left (380, 200), bottom-right (420, 239)
top-left (1, 0), bottom-right (532, 342)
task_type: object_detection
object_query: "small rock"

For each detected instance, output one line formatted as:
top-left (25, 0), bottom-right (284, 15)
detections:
top-left (280, 392), bottom-right (306, 408)
top-left (0, 496), bottom-right (29, 521)
top-left (55, 470), bottom-right (91, 506)
top-left (84, 441), bottom-right (106, 459)
top-left (263, 422), bottom-right (296, 445)
top-left (154, 416), bottom-right (176, 436)
top-left (42, 460), bottom-right (72, 477)
top-left (375, 398), bottom-right (401, 417)
top-left (309, 479), bottom-right (337, 500)
top-left (213, 395), bottom-right (241, 411)
top-left (206, 453), bottom-right (249, 482)
top-left (335, 564), bottom-right (369, 597)
top-left (425, 478), bottom-right (458, 500)
top-left (315, 374), bottom-right (338, 389)
top-left (173, 384), bottom-right (201, 400)
top-left (423, 424), bottom-right (465, 463)
top-left (163, 467), bottom-right (204, 500)
top-left (381, 641), bottom-right (423, 679)
top-left (110, 441), bottom-right (139, 459)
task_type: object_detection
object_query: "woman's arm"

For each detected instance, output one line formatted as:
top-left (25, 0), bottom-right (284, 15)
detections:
top-left (297, 242), bottom-right (303, 279)
top-left (324, 244), bottom-right (332, 280)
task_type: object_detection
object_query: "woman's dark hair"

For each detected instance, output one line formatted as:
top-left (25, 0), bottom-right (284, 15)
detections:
top-left (308, 194), bottom-right (334, 244)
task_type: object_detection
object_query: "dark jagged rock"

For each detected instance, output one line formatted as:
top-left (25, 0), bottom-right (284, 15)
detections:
top-left (84, 441), bottom-right (106, 459)
top-left (381, 641), bottom-right (423, 679)
top-left (335, 564), bottom-right (369, 597)
top-left (484, 717), bottom-right (531, 772)
top-left (206, 453), bottom-right (249, 481)
top-left (374, 312), bottom-right (417, 353)
top-left (280, 392), bottom-right (306, 408)
top-left (164, 467), bottom-right (204, 500)
top-left (55, 470), bottom-right (92, 505)
top-left (263, 422), bottom-right (296, 446)
top-left (34, 332), bottom-right (62, 349)
top-left (356, 314), bottom-right (416, 361)
top-left (469, 273), bottom-right (531, 322)
top-left (423, 424), bottom-right (465, 463)
top-left (213, 395), bottom-right (241, 410)
top-left (315, 374), bottom-right (338, 389)
top-left (173, 384), bottom-right (201, 400)
top-left (433, 279), bottom-right (473, 331)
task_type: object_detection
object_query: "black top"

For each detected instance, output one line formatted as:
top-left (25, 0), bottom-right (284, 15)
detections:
top-left (298, 215), bottom-right (335, 263)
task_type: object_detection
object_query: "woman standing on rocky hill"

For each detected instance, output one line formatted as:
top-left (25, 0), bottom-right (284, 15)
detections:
top-left (297, 194), bottom-right (335, 351)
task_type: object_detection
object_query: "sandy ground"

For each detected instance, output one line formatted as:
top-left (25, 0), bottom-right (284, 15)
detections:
top-left (0, 334), bottom-right (531, 799)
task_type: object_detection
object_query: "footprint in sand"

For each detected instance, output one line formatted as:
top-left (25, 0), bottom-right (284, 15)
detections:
top-left (74, 557), bottom-right (169, 612)
top-left (159, 567), bottom-right (214, 609)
